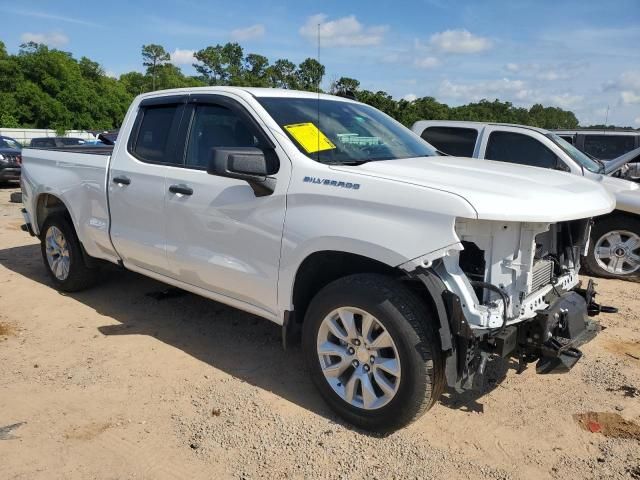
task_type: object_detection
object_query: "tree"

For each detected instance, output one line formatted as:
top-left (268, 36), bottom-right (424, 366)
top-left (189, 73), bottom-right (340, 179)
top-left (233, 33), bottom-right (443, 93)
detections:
top-left (141, 44), bottom-right (170, 90)
top-left (193, 42), bottom-right (246, 86)
top-left (297, 58), bottom-right (325, 91)
top-left (0, 38), bottom-right (587, 134)
top-left (119, 71), bottom-right (148, 96)
top-left (397, 96), bottom-right (450, 126)
top-left (266, 59), bottom-right (297, 89)
top-left (243, 53), bottom-right (270, 87)
top-left (330, 77), bottom-right (360, 96)
top-left (357, 90), bottom-right (398, 118)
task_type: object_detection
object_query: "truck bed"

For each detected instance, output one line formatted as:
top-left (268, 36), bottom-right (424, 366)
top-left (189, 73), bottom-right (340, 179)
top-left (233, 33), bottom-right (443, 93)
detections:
top-left (21, 146), bottom-right (119, 264)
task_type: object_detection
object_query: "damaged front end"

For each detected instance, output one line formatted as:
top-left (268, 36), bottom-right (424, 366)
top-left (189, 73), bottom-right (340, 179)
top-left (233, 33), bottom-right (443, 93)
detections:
top-left (407, 218), bottom-right (616, 392)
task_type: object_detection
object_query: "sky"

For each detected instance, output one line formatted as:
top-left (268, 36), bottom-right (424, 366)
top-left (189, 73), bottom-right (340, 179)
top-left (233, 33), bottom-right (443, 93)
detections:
top-left (1, 0), bottom-right (639, 126)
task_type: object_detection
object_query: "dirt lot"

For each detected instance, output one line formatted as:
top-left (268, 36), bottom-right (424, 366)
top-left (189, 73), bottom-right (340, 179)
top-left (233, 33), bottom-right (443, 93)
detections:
top-left (0, 185), bottom-right (638, 479)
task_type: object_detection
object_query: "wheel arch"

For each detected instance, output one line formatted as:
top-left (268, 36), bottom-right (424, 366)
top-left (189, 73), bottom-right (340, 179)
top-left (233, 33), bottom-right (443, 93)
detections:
top-left (34, 192), bottom-right (98, 269)
top-left (35, 192), bottom-right (74, 235)
top-left (595, 208), bottom-right (640, 225)
top-left (284, 249), bottom-right (453, 356)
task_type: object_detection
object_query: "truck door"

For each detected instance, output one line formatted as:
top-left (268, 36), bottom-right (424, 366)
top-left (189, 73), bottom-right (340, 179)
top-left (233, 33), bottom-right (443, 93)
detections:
top-left (163, 93), bottom-right (291, 317)
top-left (108, 95), bottom-right (187, 276)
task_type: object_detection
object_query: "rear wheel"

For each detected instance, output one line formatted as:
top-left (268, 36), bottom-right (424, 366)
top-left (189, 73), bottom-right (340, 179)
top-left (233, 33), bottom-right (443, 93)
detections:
top-left (303, 274), bottom-right (444, 432)
top-left (40, 215), bottom-right (100, 292)
top-left (584, 216), bottom-right (640, 278)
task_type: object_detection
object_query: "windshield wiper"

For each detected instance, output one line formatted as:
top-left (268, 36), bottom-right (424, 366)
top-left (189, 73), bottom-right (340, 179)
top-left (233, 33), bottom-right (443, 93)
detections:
top-left (322, 160), bottom-right (374, 166)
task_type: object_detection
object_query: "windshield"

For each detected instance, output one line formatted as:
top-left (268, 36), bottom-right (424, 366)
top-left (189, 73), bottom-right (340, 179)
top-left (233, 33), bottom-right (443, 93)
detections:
top-left (258, 97), bottom-right (437, 164)
top-left (546, 133), bottom-right (603, 174)
top-left (0, 137), bottom-right (21, 150)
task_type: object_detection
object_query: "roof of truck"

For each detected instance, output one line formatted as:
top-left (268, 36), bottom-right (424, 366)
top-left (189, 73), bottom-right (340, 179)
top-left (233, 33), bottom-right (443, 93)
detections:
top-left (552, 129), bottom-right (640, 136)
top-left (135, 86), bottom-right (355, 103)
top-left (412, 119), bottom-right (551, 135)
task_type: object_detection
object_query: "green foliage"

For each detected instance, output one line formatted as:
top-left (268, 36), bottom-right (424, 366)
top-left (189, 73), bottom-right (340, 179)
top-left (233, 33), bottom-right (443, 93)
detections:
top-left (142, 44), bottom-right (170, 90)
top-left (0, 39), bottom-right (587, 132)
top-left (296, 58), bottom-right (325, 91)
top-left (330, 77), bottom-right (360, 96)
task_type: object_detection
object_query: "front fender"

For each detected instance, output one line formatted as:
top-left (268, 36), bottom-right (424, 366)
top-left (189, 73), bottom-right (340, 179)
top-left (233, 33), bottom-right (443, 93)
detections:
top-left (277, 197), bottom-right (465, 311)
top-left (615, 190), bottom-right (640, 216)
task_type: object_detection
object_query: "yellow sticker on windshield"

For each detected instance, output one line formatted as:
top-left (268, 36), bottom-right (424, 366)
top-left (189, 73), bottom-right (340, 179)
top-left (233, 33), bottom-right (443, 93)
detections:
top-left (284, 123), bottom-right (336, 154)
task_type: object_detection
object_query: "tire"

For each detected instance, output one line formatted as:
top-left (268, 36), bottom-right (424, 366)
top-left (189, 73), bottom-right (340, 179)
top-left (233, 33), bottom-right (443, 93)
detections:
top-left (302, 273), bottom-right (445, 432)
top-left (40, 215), bottom-right (100, 292)
top-left (583, 215), bottom-right (640, 279)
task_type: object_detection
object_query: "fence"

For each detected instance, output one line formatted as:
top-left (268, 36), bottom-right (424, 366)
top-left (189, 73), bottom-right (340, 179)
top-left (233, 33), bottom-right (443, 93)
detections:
top-left (0, 128), bottom-right (96, 146)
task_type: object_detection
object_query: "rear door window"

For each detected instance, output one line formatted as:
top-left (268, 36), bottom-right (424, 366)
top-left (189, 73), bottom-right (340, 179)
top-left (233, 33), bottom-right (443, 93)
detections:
top-left (485, 131), bottom-right (559, 169)
top-left (421, 126), bottom-right (478, 157)
top-left (582, 135), bottom-right (636, 160)
top-left (131, 105), bottom-right (183, 164)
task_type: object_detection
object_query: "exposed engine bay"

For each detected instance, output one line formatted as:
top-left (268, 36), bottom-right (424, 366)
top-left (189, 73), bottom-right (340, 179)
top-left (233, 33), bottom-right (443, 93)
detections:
top-left (412, 218), bottom-right (616, 391)
top-left (441, 218), bottom-right (592, 328)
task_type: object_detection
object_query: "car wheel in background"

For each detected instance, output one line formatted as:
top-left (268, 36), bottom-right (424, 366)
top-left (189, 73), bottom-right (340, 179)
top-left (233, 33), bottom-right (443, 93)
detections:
top-left (584, 215), bottom-right (640, 279)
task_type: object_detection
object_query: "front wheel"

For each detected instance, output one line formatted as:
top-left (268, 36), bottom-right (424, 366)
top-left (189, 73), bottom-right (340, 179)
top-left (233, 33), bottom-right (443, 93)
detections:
top-left (302, 274), bottom-right (444, 432)
top-left (583, 215), bottom-right (640, 279)
top-left (40, 215), bottom-right (100, 292)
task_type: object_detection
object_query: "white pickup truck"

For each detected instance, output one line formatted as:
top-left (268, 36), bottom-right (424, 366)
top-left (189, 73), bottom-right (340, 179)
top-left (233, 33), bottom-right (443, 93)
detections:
top-left (413, 121), bottom-right (640, 279)
top-left (21, 87), bottom-right (615, 432)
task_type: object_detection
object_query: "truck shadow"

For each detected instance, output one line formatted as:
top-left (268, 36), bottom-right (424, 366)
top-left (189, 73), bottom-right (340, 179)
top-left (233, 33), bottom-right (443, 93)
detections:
top-left (0, 243), bottom-right (512, 427)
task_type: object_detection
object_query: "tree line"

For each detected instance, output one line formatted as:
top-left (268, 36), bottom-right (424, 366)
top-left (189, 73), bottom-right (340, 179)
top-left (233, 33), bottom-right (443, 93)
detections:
top-left (0, 40), bottom-right (588, 133)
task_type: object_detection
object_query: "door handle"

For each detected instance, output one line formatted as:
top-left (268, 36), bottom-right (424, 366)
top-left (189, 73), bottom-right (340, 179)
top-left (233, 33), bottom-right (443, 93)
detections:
top-left (112, 176), bottom-right (131, 185)
top-left (169, 184), bottom-right (193, 196)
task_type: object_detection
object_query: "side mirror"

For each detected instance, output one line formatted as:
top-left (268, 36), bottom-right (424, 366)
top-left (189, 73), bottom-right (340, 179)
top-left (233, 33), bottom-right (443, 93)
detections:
top-left (208, 147), bottom-right (278, 197)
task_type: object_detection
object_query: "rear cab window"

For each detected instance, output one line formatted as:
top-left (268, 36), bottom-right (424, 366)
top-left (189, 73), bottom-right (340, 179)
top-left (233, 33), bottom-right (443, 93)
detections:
top-left (130, 103), bottom-right (183, 164)
top-left (420, 126), bottom-right (478, 157)
top-left (582, 135), bottom-right (636, 160)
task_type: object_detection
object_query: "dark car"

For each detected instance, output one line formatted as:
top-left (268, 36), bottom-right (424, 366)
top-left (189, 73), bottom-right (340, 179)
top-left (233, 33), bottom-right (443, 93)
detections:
top-left (0, 135), bottom-right (22, 183)
top-left (29, 137), bottom-right (87, 148)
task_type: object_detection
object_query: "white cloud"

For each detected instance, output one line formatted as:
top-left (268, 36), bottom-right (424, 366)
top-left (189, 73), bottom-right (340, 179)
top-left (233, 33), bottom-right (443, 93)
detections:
top-left (545, 93), bottom-right (584, 109)
top-left (635, 116), bottom-right (640, 126)
top-left (403, 93), bottom-right (418, 101)
top-left (504, 62), bottom-right (585, 82)
top-left (413, 56), bottom-right (440, 69)
top-left (300, 14), bottom-right (388, 47)
top-left (230, 24), bottom-right (265, 41)
top-left (621, 91), bottom-right (640, 104)
top-left (618, 71), bottom-right (640, 90)
top-left (603, 71), bottom-right (640, 106)
top-left (439, 78), bottom-right (529, 101)
top-left (429, 29), bottom-right (492, 54)
top-left (536, 71), bottom-right (569, 81)
top-left (105, 70), bottom-right (118, 79)
top-left (170, 48), bottom-right (195, 65)
top-left (438, 78), bottom-right (584, 109)
top-left (20, 31), bottom-right (69, 47)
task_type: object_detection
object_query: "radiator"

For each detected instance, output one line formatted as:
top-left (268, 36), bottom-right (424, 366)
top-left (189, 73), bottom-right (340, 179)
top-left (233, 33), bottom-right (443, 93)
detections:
top-left (531, 259), bottom-right (553, 293)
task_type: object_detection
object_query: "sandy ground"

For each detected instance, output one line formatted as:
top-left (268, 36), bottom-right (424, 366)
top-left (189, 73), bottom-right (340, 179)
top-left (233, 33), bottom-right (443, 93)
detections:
top-left (0, 184), bottom-right (638, 480)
